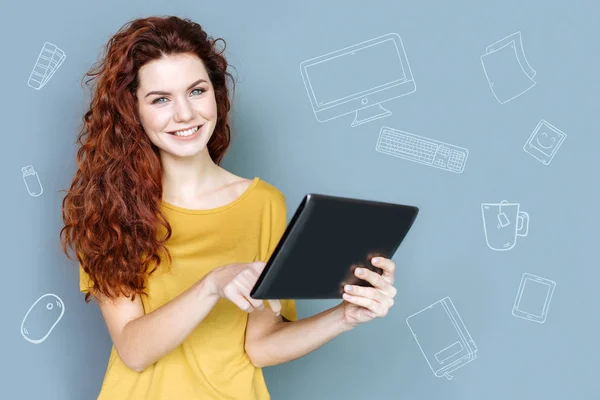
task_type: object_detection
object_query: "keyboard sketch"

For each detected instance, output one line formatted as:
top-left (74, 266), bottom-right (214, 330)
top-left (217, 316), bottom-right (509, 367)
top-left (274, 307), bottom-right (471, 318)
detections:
top-left (376, 126), bottom-right (469, 173)
top-left (406, 297), bottom-right (478, 380)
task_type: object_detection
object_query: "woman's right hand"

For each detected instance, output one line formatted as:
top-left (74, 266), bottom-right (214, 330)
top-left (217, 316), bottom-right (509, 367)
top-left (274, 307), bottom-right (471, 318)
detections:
top-left (204, 261), bottom-right (282, 315)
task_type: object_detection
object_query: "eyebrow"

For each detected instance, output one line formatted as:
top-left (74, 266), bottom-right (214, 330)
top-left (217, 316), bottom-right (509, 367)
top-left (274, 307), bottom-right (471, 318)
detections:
top-left (144, 79), bottom-right (207, 98)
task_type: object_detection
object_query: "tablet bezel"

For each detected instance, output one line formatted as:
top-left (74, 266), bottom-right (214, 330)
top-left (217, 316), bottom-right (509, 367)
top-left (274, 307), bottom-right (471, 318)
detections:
top-left (250, 193), bottom-right (418, 300)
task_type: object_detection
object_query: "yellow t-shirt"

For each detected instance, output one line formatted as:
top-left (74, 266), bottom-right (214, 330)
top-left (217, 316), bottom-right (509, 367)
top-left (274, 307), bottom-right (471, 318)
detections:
top-left (80, 177), bottom-right (297, 400)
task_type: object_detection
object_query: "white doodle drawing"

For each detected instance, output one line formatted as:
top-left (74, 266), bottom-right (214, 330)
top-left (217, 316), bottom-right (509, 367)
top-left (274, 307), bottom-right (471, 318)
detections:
top-left (21, 293), bottom-right (65, 344)
top-left (481, 31), bottom-right (536, 104)
top-left (22, 165), bottom-right (43, 197)
top-left (300, 33), bottom-right (415, 127)
top-left (523, 119), bottom-right (567, 165)
top-left (406, 297), bottom-right (478, 380)
top-left (27, 42), bottom-right (66, 90)
top-left (481, 200), bottom-right (529, 251)
top-left (512, 273), bottom-right (556, 324)
top-left (375, 126), bottom-right (469, 173)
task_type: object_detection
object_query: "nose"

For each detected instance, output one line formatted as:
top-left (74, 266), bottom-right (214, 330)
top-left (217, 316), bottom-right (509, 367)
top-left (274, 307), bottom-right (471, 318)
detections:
top-left (173, 98), bottom-right (194, 122)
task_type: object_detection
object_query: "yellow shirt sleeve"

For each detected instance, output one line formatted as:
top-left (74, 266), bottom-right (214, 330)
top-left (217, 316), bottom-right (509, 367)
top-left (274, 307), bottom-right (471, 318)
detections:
top-left (77, 250), bottom-right (93, 294)
top-left (80, 263), bottom-right (93, 293)
top-left (265, 191), bottom-right (298, 322)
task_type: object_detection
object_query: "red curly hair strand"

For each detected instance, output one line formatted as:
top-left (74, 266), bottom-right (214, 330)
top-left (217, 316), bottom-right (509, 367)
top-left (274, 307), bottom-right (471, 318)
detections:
top-left (60, 16), bottom-right (236, 303)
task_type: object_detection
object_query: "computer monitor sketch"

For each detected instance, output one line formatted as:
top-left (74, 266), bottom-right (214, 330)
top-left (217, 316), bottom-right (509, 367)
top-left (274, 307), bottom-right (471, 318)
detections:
top-left (300, 33), bottom-right (416, 128)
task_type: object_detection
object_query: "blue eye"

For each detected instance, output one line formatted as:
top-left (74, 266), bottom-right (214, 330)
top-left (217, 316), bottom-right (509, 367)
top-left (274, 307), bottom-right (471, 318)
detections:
top-left (151, 88), bottom-right (204, 104)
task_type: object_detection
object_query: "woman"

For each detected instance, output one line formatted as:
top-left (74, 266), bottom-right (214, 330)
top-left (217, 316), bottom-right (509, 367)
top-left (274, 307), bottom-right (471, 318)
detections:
top-left (60, 15), bottom-right (398, 400)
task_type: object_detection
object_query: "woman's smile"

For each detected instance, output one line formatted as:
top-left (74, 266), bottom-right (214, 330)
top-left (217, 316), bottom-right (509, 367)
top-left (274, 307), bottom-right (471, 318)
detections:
top-left (166, 124), bottom-right (203, 140)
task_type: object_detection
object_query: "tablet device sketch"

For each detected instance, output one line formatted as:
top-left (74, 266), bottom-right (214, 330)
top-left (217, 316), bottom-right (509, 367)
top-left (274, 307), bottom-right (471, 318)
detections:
top-left (406, 297), bottom-right (478, 380)
top-left (512, 273), bottom-right (556, 323)
top-left (523, 119), bottom-right (567, 166)
top-left (250, 193), bottom-right (419, 299)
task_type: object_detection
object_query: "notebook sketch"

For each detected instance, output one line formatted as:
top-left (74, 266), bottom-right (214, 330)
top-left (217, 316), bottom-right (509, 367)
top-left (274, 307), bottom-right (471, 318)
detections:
top-left (406, 297), bottom-right (478, 380)
top-left (512, 273), bottom-right (556, 324)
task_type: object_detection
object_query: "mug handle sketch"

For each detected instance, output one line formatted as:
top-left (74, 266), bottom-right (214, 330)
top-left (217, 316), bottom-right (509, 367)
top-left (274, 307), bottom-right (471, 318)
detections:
top-left (516, 210), bottom-right (529, 238)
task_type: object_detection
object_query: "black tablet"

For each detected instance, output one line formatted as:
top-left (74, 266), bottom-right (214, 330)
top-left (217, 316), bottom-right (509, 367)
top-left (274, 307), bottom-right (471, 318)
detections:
top-left (250, 193), bottom-right (419, 300)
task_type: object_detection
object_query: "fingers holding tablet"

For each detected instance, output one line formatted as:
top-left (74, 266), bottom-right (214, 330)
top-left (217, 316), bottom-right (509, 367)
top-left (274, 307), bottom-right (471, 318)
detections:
top-left (370, 256), bottom-right (396, 285)
top-left (343, 257), bottom-right (397, 311)
top-left (354, 262), bottom-right (396, 298)
top-left (343, 284), bottom-right (388, 309)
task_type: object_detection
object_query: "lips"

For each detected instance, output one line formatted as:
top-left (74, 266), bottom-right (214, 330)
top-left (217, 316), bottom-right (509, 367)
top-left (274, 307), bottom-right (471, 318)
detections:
top-left (167, 125), bottom-right (202, 135)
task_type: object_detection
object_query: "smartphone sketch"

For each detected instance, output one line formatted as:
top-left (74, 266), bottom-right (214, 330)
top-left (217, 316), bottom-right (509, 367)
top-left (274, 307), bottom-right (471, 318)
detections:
top-left (406, 297), bottom-right (478, 380)
top-left (512, 273), bottom-right (556, 323)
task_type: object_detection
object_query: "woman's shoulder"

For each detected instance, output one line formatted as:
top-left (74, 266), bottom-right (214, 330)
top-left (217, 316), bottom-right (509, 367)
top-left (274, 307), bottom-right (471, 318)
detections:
top-left (254, 177), bottom-right (286, 204)
top-left (224, 170), bottom-right (285, 203)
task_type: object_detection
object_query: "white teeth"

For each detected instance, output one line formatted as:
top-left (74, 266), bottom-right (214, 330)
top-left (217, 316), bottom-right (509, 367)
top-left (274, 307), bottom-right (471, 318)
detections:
top-left (172, 126), bottom-right (200, 137)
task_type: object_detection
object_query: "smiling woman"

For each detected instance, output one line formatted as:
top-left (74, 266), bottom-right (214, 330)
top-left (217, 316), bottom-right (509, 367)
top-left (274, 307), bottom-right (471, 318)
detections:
top-left (59, 14), bottom-right (396, 400)
top-left (136, 54), bottom-right (222, 156)
top-left (59, 15), bottom-right (298, 400)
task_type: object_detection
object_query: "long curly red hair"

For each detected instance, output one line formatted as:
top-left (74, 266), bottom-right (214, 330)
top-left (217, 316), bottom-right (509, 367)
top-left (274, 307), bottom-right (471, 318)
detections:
top-left (60, 16), bottom-right (236, 303)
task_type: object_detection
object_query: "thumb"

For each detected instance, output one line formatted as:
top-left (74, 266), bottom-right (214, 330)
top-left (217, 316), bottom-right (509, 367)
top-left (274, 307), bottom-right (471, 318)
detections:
top-left (267, 299), bottom-right (282, 316)
top-left (251, 260), bottom-right (267, 272)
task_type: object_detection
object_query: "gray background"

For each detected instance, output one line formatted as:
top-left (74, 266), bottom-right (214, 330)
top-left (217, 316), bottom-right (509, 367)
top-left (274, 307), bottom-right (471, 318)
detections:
top-left (2, 0), bottom-right (598, 399)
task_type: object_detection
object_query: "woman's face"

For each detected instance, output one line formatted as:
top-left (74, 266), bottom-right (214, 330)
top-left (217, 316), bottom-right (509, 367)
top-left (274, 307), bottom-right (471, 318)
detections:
top-left (135, 53), bottom-right (218, 159)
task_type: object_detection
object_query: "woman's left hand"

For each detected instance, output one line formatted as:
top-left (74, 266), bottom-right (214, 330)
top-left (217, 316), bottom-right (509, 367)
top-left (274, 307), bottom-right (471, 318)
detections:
top-left (340, 257), bottom-right (397, 328)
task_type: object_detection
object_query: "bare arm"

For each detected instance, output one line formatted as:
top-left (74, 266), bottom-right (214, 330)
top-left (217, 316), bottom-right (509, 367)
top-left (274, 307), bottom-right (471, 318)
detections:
top-left (245, 303), bottom-right (354, 368)
top-left (94, 260), bottom-right (275, 373)
top-left (95, 277), bottom-right (219, 373)
top-left (246, 257), bottom-right (398, 368)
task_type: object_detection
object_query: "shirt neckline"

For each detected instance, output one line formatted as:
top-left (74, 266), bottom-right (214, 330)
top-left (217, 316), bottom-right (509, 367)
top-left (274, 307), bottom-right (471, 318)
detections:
top-left (160, 176), bottom-right (260, 215)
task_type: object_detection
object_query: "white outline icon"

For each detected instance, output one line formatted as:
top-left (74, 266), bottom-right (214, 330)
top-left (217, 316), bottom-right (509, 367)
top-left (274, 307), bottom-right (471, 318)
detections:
top-left (375, 126), bottom-right (469, 173)
top-left (523, 119), bottom-right (567, 165)
top-left (21, 293), bottom-right (65, 344)
top-left (481, 31), bottom-right (536, 104)
top-left (512, 273), bottom-right (556, 324)
top-left (27, 42), bottom-right (66, 90)
top-left (481, 200), bottom-right (529, 251)
top-left (406, 297), bottom-right (478, 380)
top-left (300, 33), bottom-right (416, 127)
top-left (22, 165), bottom-right (43, 197)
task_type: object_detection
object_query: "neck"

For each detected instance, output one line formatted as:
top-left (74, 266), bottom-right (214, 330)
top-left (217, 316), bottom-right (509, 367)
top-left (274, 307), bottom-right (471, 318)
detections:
top-left (159, 147), bottom-right (224, 203)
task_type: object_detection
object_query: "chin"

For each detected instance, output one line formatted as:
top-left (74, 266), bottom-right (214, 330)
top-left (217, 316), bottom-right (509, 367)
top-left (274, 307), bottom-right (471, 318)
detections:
top-left (166, 144), bottom-right (209, 159)
top-left (168, 148), bottom-right (205, 158)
